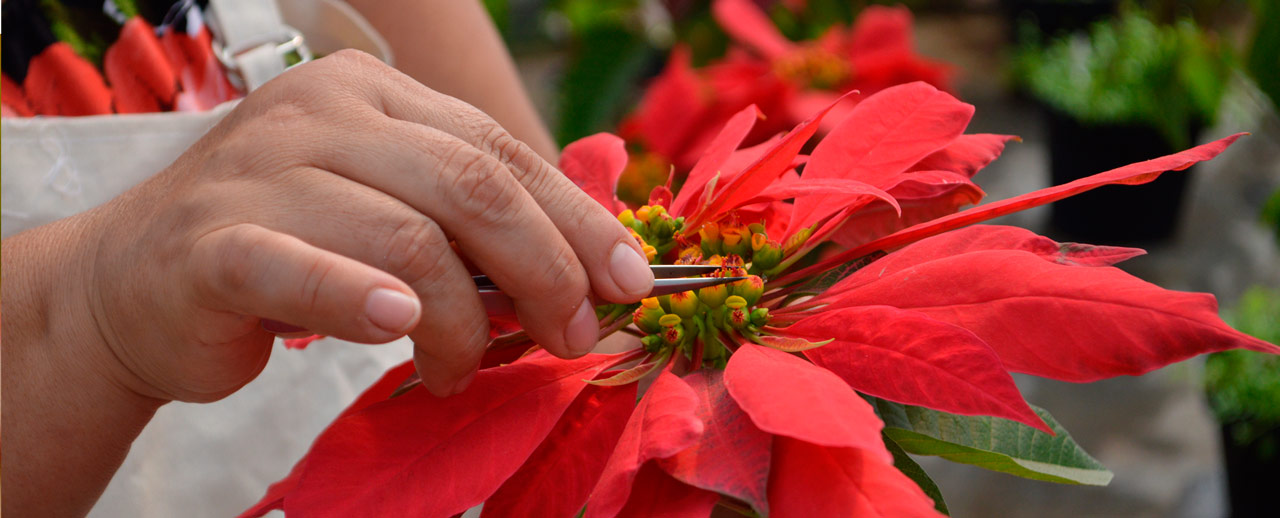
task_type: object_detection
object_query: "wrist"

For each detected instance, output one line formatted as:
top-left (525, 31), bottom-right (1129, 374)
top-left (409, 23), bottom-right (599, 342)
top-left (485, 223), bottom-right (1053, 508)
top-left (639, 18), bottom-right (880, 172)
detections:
top-left (2, 213), bottom-right (165, 515)
top-left (3, 210), bottom-right (167, 409)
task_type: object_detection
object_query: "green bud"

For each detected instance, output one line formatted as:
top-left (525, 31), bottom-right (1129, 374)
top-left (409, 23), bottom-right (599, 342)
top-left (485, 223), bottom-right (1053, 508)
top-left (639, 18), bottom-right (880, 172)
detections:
top-left (632, 297), bottom-right (665, 334)
top-left (641, 334), bottom-right (665, 353)
top-left (698, 282), bottom-right (729, 309)
top-left (668, 290), bottom-right (699, 319)
top-left (734, 275), bottom-right (765, 306)
top-left (750, 307), bottom-right (770, 327)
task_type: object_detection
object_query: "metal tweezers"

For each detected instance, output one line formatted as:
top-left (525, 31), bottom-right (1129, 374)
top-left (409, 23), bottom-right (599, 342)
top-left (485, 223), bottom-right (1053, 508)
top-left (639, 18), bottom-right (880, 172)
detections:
top-left (475, 264), bottom-right (744, 316)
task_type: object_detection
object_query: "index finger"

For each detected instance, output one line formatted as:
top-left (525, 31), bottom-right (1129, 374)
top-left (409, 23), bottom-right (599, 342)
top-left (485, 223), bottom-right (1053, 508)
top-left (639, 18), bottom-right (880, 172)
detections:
top-left (346, 54), bottom-right (656, 304)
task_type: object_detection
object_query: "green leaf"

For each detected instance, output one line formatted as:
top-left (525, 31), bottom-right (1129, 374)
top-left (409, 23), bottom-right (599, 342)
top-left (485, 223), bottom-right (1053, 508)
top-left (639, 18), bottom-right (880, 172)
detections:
top-left (554, 24), bottom-right (657, 146)
top-left (871, 398), bottom-right (1113, 486)
top-left (883, 433), bottom-right (949, 516)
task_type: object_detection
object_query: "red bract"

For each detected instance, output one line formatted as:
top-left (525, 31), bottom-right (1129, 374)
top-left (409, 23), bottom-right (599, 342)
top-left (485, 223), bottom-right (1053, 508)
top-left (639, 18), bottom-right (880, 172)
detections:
top-left (246, 82), bottom-right (1275, 518)
top-left (621, 1), bottom-right (954, 173)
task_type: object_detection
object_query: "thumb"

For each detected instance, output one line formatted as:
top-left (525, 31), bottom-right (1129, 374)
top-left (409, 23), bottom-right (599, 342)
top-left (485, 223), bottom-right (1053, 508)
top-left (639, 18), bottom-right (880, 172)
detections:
top-left (188, 224), bottom-right (420, 343)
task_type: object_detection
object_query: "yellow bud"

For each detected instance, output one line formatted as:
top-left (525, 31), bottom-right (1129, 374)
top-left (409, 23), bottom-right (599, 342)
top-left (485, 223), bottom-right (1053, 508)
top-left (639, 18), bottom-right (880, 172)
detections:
top-left (659, 314), bottom-right (682, 327)
top-left (700, 222), bottom-right (721, 241)
top-left (641, 297), bottom-right (661, 309)
top-left (722, 231), bottom-right (742, 248)
top-left (669, 290), bottom-right (699, 319)
top-left (618, 209), bottom-right (636, 227)
top-left (636, 205), bottom-right (652, 223)
top-left (725, 295), bottom-right (748, 309)
top-left (699, 282), bottom-right (729, 308)
top-left (642, 244), bottom-right (658, 262)
top-left (751, 232), bottom-right (768, 251)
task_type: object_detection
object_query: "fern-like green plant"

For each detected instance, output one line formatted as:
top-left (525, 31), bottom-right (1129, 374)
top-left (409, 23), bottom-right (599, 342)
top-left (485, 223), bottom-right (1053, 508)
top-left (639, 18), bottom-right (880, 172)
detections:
top-left (1013, 9), bottom-right (1234, 148)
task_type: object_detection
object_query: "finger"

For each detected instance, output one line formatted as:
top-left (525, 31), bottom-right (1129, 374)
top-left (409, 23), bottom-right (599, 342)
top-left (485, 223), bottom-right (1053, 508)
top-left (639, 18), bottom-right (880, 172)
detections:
top-left (321, 52), bottom-right (653, 304)
top-left (309, 121), bottom-right (601, 359)
top-left (243, 172), bottom-right (493, 395)
top-left (188, 223), bottom-right (421, 344)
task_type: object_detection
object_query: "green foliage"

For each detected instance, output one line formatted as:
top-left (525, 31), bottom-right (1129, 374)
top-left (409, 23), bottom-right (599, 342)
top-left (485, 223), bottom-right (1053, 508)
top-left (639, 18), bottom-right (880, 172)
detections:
top-left (883, 433), bottom-right (950, 515)
top-left (1013, 9), bottom-right (1234, 148)
top-left (1205, 286), bottom-right (1280, 452)
top-left (1264, 189), bottom-right (1280, 243)
top-left (872, 397), bottom-right (1114, 486)
top-left (554, 23), bottom-right (657, 146)
top-left (1246, 0), bottom-right (1280, 111)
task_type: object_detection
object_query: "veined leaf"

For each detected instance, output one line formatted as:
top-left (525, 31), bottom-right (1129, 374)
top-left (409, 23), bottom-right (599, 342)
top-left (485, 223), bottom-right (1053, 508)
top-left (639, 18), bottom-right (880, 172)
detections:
top-left (871, 398), bottom-right (1113, 486)
top-left (883, 433), bottom-right (949, 516)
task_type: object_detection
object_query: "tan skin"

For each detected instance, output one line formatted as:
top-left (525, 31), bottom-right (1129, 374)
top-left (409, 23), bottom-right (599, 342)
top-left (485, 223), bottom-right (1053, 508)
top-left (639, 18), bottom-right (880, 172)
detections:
top-left (0, 2), bottom-right (653, 515)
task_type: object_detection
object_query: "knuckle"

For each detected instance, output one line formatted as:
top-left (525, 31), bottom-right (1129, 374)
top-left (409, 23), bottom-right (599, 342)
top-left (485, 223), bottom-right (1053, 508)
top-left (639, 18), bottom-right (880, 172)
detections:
top-left (208, 225), bottom-right (271, 296)
top-left (381, 217), bottom-right (451, 289)
top-left (327, 48), bottom-right (382, 69)
top-left (480, 125), bottom-right (548, 184)
top-left (442, 146), bottom-right (522, 227)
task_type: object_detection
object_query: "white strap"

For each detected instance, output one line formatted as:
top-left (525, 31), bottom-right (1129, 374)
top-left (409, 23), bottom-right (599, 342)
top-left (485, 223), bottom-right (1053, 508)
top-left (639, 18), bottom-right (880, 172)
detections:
top-left (206, 0), bottom-right (307, 91)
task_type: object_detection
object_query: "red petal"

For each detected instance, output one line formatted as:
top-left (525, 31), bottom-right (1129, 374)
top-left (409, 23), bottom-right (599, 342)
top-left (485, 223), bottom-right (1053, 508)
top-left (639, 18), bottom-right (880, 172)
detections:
top-left (626, 46), bottom-right (711, 166)
top-left (687, 96), bottom-right (844, 231)
top-left (616, 463), bottom-right (721, 518)
top-left (282, 335), bottom-right (322, 350)
top-left (712, 0), bottom-right (796, 59)
top-left (827, 225), bottom-right (1144, 293)
top-left (743, 178), bottom-right (899, 214)
top-left (239, 361), bottom-right (417, 518)
top-left (790, 82), bottom-right (974, 234)
top-left (657, 371), bottom-right (772, 515)
top-left (585, 369), bottom-right (704, 518)
top-left (831, 171), bottom-right (984, 248)
top-left (283, 353), bottom-right (618, 517)
top-left (105, 18), bottom-right (177, 113)
top-left (560, 133), bottom-right (629, 213)
top-left (2, 73), bottom-right (35, 116)
top-left (791, 306), bottom-right (1047, 431)
top-left (849, 5), bottom-right (914, 57)
top-left (482, 384), bottom-right (638, 518)
top-left (724, 343), bottom-right (888, 459)
top-left (672, 104), bottom-right (762, 216)
top-left (782, 133), bottom-right (1245, 285)
top-left (823, 249), bottom-right (1278, 382)
top-left (910, 134), bottom-right (1019, 178)
top-left (769, 437), bottom-right (944, 518)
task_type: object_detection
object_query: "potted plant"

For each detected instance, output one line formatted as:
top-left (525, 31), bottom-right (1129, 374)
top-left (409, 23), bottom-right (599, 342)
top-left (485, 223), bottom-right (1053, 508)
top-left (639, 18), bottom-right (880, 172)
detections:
top-left (1205, 190), bottom-right (1280, 518)
top-left (1014, 9), bottom-right (1232, 243)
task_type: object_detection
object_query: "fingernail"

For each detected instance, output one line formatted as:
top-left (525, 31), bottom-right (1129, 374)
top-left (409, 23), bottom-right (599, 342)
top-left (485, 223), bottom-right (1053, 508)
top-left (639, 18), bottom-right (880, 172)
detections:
top-left (452, 367), bottom-right (478, 395)
top-left (261, 319), bottom-right (307, 334)
top-left (564, 298), bottom-right (599, 356)
top-left (610, 242), bottom-right (654, 298)
top-left (364, 288), bottom-right (420, 333)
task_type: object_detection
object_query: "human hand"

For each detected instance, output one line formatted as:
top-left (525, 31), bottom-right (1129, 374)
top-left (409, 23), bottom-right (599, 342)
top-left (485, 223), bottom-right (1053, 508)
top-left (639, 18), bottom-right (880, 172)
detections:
top-left (68, 50), bottom-right (654, 402)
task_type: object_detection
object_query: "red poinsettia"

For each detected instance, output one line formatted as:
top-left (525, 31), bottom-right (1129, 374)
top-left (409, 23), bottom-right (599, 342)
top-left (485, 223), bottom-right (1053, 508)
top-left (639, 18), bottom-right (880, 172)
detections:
top-left (620, 0), bottom-right (953, 176)
top-left (242, 82), bottom-right (1274, 517)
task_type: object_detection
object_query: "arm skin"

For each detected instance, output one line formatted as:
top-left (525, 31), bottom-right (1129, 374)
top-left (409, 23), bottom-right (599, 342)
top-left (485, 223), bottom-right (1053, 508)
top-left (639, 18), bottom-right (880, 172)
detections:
top-left (1, 214), bottom-right (166, 517)
top-left (0, 3), bottom-right (610, 515)
top-left (346, 0), bottom-right (559, 162)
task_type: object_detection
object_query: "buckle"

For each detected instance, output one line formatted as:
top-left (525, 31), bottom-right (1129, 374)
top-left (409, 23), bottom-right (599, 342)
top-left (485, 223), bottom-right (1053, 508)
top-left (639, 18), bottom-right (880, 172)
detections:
top-left (212, 26), bottom-right (313, 90)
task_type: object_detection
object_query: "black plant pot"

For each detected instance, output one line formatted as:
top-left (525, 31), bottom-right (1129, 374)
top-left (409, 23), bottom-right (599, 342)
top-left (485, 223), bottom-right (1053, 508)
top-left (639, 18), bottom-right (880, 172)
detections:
top-left (1220, 422), bottom-right (1280, 518)
top-left (1045, 109), bottom-right (1198, 244)
top-left (1000, 0), bottom-right (1117, 43)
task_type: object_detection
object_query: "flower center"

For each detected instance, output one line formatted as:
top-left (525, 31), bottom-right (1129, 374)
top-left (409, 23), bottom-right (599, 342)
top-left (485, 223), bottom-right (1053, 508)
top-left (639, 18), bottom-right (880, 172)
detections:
top-left (618, 151), bottom-right (671, 206)
top-left (611, 205), bottom-right (785, 370)
top-left (772, 46), bottom-right (851, 90)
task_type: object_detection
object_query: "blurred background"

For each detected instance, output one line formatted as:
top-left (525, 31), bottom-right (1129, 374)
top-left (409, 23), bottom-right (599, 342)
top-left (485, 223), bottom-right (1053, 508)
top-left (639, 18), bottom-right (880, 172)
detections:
top-left (479, 0), bottom-right (1279, 516)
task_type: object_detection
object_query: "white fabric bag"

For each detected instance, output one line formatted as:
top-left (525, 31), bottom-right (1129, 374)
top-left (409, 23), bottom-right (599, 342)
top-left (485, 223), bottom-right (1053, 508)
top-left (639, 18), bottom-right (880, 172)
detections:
top-left (2, 2), bottom-right (416, 516)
